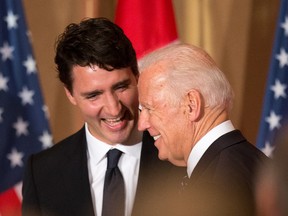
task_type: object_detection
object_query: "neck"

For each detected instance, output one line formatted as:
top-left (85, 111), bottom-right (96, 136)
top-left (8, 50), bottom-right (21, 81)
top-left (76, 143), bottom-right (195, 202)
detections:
top-left (184, 106), bottom-right (229, 162)
top-left (124, 126), bottom-right (143, 146)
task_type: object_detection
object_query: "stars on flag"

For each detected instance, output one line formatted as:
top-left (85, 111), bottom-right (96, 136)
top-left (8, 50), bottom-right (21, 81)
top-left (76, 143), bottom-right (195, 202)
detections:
top-left (13, 117), bottom-right (29, 137)
top-left (18, 86), bottom-right (35, 105)
top-left (281, 16), bottom-right (288, 36)
top-left (7, 148), bottom-right (24, 168)
top-left (0, 73), bottom-right (9, 91)
top-left (39, 130), bottom-right (53, 149)
top-left (0, 42), bottom-right (14, 61)
top-left (261, 142), bottom-right (275, 158)
top-left (4, 10), bottom-right (19, 29)
top-left (276, 48), bottom-right (288, 68)
top-left (265, 111), bottom-right (282, 131)
top-left (42, 105), bottom-right (50, 119)
top-left (257, 1), bottom-right (288, 157)
top-left (23, 55), bottom-right (37, 74)
top-left (0, 0), bottom-right (53, 197)
top-left (270, 79), bottom-right (287, 99)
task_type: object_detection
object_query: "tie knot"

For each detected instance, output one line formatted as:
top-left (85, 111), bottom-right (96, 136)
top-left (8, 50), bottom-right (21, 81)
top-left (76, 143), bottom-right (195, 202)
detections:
top-left (106, 149), bottom-right (122, 169)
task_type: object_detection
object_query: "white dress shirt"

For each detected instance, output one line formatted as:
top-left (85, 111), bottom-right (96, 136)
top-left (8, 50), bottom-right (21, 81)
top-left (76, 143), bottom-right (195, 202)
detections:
top-left (187, 120), bottom-right (235, 177)
top-left (85, 124), bottom-right (142, 216)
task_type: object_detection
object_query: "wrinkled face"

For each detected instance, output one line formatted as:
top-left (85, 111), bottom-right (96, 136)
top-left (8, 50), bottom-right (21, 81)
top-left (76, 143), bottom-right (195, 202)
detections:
top-left (138, 69), bottom-right (188, 166)
top-left (66, 65), bottom-right (139, 145)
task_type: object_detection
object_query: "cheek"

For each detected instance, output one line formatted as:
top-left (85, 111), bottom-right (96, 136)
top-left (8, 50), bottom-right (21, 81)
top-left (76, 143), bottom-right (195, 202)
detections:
top-left (165, 116), bottom-right (186, 144)
top-left (119, 90), bottom-right (139, 108)
top-left (78, 101), bottom-right (101, 118)
top-left (165, 126), bottom-right (178, 146)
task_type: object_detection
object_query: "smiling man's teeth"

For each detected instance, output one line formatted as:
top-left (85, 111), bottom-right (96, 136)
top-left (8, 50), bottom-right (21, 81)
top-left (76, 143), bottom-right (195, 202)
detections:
top-left (153, 135), bottom-right (161, 140)
top-left (106, 117), bottom-right (121, 123)
top-left (104, 117), bottom-right (122, 126)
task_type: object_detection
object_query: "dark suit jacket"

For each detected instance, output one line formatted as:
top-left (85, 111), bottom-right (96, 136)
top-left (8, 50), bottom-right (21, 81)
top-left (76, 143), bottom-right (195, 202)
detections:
top-left (179, 130), bottom-right (268, 216)
top-left (22, 127), bottom-right (184, 216)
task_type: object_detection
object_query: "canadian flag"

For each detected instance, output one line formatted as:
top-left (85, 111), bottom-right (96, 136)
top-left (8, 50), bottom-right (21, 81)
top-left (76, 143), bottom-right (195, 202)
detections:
top-left (115, 0), bottom-right (178, 59)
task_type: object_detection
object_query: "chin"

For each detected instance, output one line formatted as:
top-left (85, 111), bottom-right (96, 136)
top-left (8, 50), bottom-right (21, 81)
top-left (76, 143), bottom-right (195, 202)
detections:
top-left (169, 159), bottom-right (186, 167)
top-left (157, 152), bottom-right (168, 161)
top-left (112, 137), bottom-right (130, 145)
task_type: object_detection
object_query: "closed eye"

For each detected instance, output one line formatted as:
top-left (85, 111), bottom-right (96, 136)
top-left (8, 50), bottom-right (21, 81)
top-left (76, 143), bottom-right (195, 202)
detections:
top-left (115, 83), bottom-right (128, 91)
top-left (113, 79), bottom-right (131, 92)
top-left (82, 91), bottom-right (103, 100)
top-left (140, 105), bottom-right (152, 113)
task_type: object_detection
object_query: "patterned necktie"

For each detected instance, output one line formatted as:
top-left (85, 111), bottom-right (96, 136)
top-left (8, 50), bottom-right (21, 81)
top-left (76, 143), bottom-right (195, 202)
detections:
top-left (102, 149), bottom-right (125, 216)
top-left (179, 175), bottom-right (189, 194)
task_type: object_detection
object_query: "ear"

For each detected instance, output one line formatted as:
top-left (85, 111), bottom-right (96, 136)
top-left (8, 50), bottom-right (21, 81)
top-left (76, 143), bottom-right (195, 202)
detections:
top-left (64, 87), bottom-right (77, 105)
top-left (185, 89), bottom-right (202, 121)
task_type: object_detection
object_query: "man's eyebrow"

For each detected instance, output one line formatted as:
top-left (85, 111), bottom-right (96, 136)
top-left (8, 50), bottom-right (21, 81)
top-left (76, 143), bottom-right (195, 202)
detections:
top-left (112, 79), bottom-right (131, 89)
top-left (80, 89), bottom-right (103, 97)
top-left (79, 79), bottom-right (132, 97)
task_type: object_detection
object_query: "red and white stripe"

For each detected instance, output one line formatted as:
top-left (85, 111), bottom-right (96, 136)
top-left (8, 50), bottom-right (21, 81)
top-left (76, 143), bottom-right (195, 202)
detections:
top-left (0, 182), bottom-right (22, 216)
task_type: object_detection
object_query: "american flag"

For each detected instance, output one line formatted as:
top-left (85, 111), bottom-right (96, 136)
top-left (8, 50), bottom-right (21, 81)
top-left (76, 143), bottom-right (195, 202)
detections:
top-left (0, 0), bottom-right (53, 214)
top-left (256, 0), bottom-right (288, 157)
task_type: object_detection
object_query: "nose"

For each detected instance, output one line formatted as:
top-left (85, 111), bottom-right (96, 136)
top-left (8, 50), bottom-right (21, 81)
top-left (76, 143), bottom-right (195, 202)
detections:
top-left (138, 109), bottom-right (150, 131)
top-left (104, 92), bottom-right (122, 116)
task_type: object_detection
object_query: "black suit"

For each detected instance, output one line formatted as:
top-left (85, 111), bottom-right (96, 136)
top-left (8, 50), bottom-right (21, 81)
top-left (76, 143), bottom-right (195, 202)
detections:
top-left (179, 130), bottom-right (268, 216)
top-left (22, 127), bottom-right (184, 216)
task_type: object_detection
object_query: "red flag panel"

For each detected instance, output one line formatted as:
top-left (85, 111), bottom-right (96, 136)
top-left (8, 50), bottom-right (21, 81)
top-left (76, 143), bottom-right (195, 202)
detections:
top-left (115, 0), bottom-right (178, 59)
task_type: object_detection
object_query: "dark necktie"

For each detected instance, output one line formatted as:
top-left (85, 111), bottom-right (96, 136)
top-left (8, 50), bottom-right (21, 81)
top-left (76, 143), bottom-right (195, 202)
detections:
top-left (102, 149), bottom-right (125, 216)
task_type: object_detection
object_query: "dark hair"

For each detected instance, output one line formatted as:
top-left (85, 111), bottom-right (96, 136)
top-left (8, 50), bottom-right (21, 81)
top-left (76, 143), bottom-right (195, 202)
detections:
top-left (54, 17), bottom-right (138, 92)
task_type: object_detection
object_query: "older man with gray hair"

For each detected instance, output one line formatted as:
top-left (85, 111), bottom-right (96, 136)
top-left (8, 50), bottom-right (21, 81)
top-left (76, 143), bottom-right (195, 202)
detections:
top-left (138, 43), bottom-right (268, 216)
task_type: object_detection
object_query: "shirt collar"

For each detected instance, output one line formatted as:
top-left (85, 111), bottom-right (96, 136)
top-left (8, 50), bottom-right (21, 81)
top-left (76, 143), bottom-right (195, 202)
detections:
top-left (187, 120), bottom-right (235, 177)
top-left (85, 123), bottom-right (142, 166)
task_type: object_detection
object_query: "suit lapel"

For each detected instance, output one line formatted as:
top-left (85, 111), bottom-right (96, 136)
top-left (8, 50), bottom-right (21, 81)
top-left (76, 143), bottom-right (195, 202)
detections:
top-left (189, 130), bottom-right (246, 184)
top-left (59, 127), bottom-right (95, 216)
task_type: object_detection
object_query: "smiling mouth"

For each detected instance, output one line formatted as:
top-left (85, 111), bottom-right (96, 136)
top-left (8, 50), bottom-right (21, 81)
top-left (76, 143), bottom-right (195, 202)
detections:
top-left (104, 117), bottom-right (123, 126)
top-left (153, 135), bottom-right (161, 140)
top-left (102, 110), bottom-right (129, 128)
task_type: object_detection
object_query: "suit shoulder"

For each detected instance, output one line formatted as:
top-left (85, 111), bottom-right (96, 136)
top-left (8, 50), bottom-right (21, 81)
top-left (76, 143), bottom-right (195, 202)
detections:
top-left (29, 127), bottom-right (86, 163)
top-left (225, 139), bottom-right (268, 162)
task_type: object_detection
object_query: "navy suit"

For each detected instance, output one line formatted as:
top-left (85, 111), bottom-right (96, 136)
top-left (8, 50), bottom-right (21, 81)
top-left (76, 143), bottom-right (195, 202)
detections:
top-left (179, 130), bottom-right (268, 216)
top-left (22, 127), bottom-right (183, 216)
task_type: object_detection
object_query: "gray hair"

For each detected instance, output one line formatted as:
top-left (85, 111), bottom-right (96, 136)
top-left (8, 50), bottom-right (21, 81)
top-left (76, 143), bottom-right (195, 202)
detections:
top-left (139, 43), bottom-right (234, 111)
